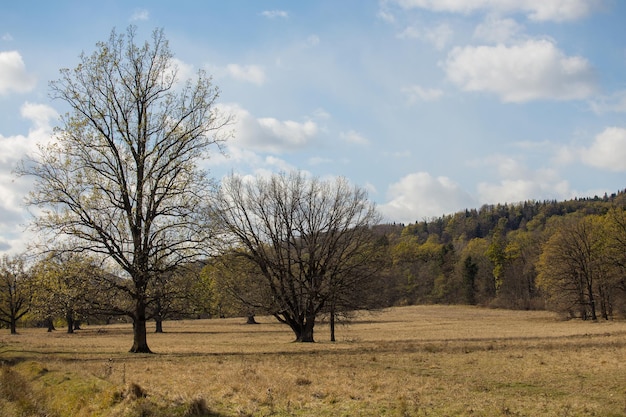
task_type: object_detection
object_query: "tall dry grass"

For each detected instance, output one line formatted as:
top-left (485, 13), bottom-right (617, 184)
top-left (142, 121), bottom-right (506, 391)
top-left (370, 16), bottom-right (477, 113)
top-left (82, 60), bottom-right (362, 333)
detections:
top-left (1, 305), bottom-right (625, 416)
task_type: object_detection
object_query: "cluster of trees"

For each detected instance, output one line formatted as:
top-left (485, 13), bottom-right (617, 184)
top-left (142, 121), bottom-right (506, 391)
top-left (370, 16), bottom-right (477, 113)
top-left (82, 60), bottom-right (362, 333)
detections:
top-left (2, 26), bottom-right (625, 352)
top-left (0, 252), bottom-right (212, 336)
top-left (377, 192), bottom-right (626, 318)
top-left (3, 27), bottom-right (384, 350)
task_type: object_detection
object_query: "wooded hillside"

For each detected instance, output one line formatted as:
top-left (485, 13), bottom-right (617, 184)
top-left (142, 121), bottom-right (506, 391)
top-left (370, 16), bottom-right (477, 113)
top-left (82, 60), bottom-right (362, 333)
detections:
top-left (374, 189), bottom-right (626, 318)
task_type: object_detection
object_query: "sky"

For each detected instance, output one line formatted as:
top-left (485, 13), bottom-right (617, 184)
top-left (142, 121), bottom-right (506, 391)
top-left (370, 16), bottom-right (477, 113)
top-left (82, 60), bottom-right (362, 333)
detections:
top-left (0, 0), bottom-right (625, 255)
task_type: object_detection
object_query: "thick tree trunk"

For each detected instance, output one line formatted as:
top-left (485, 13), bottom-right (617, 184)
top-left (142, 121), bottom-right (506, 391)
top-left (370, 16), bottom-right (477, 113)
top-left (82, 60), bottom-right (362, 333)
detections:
top-left (295, 317), bottom-right (315, 342)
top-left (246, 314), bottom-right (258, 324)
top-left (46, 317), bottom-right (55, 332)
top-left (10, 317), bottom-right (17, 335)
top-left (130, 298), bottom-right (152, 353)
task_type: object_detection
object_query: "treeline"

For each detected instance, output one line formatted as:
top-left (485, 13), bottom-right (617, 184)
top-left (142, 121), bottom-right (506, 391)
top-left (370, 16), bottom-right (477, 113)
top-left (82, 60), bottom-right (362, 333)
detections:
top-left (2, 190), bottom-right (626, 336)
top-left (374, 189), bottom-right (626, 318)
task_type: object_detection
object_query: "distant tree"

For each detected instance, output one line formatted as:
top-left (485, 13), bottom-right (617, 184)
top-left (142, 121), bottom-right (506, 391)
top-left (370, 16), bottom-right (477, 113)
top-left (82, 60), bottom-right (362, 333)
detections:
top-left (31, 252), bottom-right (104, 333)
top-left (460, 238), bottom-right (495, 304)
top-left (147, 264), bottom-right (204, 332)
top-left (607, 208), bottom-right (626, 284)
top-left (462, 256), bottom-right (478, 305)
top-left (202, 254), bottom-right (270, 322)
top-left (19, 26), bottom-right (229, 352)
top-left (498, 229), bottom-right (543, 309)
top-left (389, 235), bottom-right (423, 305)
top-left (210, 172), bottom-right (382, 342)
top-left (536, 215), bottom-right (611, 320)
top-left (486, 218), bottom-right (509, 294)
top-left (0, 255), bottom-right (32, 334)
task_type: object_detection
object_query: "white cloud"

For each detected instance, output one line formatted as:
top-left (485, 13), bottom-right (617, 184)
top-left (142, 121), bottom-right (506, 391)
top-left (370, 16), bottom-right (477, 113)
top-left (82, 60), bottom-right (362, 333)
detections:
top-left (226, 64), bottom-right (266, 85)
top-left (589, 90), bottom-right (626, 114)
top-left (0, 102), bottom-right (57, 255)
top-left (130, 8), bottom-right (149, 21)
top-left (340, 130), bottom-right (370, 146)
top-left (377, 10), bottom-right (396, 23)
top-left (379, 172), bottom-right (477, 222)
top-left (402, 85), bottom-right (444, 103)
top-left (470, 154), bottom-right (572, 204)
top-left (21, 102), bottom-right (57, 132)
top-left (0, 102), bottom-right (57, 164)
top-left (261, 10), bottom-right (289, 19)
top-left (386, 0), bottom-right (599, 22)
top-left (579, 127), bottom-right (626, 172)
top-left (477, 175), bottom-right (571, 204)
top-left (2, 33), bottom-right (13, 41)
top-left (473, 16), bottom-right (523, 43)
top-left (170, 58), bottom-right (195, 84)
top-left (312, 108), bottom-right (331, 120)
top-left (0, 51), bottom-right (36, 95)
top-left (398, 23), bottom-right (453, 50)
top-left (444, 39), bottom-right (596, 102)
top-left (217, 103), bottom-right (318, 154)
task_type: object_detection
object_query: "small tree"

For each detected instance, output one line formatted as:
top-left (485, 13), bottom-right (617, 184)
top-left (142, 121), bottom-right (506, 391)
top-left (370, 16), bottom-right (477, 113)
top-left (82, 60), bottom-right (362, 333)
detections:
top-left (31, 252), bottom-right (104, 333)
top-left (147, 264), bottom-right (204, 332)
top-left (202, 253), bottom-right (275, 322)
top-left (210, 172), bottom-right (382, 342)
top-left (0, 255), bottom-right (32, 334)
top-left (20, 26), bottom-right (229, 352)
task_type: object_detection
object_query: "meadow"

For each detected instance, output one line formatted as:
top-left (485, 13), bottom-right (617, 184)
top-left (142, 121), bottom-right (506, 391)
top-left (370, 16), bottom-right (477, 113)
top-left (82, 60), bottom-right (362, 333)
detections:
top-left (1, 305), bottom-right (625, 417)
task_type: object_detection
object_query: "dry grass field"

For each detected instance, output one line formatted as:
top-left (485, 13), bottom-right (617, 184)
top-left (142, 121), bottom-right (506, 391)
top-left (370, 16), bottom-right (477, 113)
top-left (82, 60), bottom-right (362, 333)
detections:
top-left (1, 305), bottom-right (625, 416)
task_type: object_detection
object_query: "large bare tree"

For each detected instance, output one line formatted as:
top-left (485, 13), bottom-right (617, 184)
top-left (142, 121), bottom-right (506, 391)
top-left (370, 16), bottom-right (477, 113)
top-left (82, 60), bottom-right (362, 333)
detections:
top-left (20, 26), bottom-right (229, 352)
top-left (210, 172), bottom-right (382, 342)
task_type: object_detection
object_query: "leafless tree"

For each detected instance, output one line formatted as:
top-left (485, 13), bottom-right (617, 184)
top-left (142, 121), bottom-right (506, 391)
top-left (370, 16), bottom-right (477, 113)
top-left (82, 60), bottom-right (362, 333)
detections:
top-left (19, 26), bottom-right (229, 352)
top-left (0, 255), bottom-right (32, 334)
top-left (210, 172), bottom-right (382, 342)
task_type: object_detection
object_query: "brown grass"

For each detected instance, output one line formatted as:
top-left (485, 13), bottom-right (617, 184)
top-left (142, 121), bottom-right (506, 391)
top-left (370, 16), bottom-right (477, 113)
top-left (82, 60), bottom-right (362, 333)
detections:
top-left (1, 305), bottom-right (626, 416)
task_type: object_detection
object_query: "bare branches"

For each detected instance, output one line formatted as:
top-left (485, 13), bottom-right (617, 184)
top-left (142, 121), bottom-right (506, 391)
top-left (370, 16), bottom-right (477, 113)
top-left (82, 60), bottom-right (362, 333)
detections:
top-left (210, 171), bottom-right (382, 342)
top-left (18, 26), bottom-right (229, 352)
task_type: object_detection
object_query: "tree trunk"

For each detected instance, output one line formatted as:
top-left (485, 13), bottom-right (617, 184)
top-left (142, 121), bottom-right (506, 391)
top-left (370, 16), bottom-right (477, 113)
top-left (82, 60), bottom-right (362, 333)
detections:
top-left (66, 312), bottom-right (74, 334)
top-left (155, 318), bottom-right (163, 333)
top-left (130, 298), bottom-right (152, 353)
top-left (296, 317), bottom-right (315, 342)
top-left (587, 282), bottom-right (597, 321)
top-left (10, 317), bottom-right (17, 335)
top-left (330, 308), bottom-right (336, 342)
top-left (246, 314), bottom-right (258, 324)
top-left (46, 317), bottom-right (55, 332)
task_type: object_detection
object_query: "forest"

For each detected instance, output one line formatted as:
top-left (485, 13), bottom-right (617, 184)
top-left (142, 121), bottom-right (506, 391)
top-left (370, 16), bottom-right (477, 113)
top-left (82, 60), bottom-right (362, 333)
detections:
top-left (374, 189), bottom-right (626, 318)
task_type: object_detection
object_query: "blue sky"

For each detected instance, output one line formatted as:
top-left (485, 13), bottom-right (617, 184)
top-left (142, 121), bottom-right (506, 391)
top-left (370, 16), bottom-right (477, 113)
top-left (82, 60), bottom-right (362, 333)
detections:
top-left (1, 0), bottom-right (625, 254)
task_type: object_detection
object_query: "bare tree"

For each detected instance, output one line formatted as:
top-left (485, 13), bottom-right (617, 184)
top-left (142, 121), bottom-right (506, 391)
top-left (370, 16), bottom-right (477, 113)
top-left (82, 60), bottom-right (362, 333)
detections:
top-left (19, 26), bottom-right (229, 352)
top-left (0, 255), bottom-right (32, 334)
top-left (210, 172), bottom-right (382, 342)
